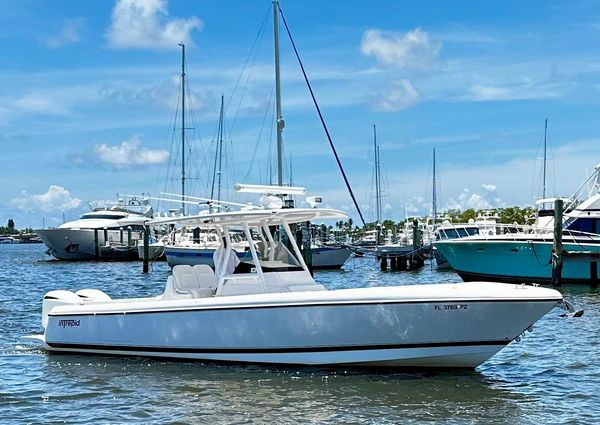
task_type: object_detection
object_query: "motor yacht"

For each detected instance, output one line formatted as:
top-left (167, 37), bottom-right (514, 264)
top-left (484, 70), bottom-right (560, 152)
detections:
top-left (435, 165), bottom-right (600, 284)
top-left (35, 197), bottom-right (153, 260)
top-left (26, 186), bottom-right (567, 369)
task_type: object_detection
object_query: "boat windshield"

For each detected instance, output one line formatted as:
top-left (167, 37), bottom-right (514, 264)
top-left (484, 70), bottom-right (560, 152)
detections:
top-left (437, 227), bottom-right (479, 240)
top-left (80, 213), bottom-right (127, 220)
top-left (235, 228), bottom-right (304, 273)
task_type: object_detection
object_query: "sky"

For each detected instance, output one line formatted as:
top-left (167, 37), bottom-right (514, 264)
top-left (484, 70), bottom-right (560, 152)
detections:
top-left (1, 0), bottom-right (600, 228)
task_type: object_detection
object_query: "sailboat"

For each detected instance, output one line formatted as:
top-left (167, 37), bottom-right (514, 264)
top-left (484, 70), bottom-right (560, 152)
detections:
top-left (364, 125), bottom-right (415, 259)
top-left (162, 94), bottom-right (250, 268)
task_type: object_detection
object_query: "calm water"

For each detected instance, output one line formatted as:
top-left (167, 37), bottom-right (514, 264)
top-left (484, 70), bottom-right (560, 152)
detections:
top-left (1, 244), bottom-right (599, 424)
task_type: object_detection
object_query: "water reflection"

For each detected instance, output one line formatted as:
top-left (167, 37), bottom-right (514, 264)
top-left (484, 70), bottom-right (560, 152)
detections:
top-left (29, 355), bottom-right (527, 424)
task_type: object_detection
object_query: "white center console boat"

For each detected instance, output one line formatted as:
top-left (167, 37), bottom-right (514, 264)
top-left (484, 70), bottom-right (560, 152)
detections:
top-left (26, 186), bottom-right (567, 369)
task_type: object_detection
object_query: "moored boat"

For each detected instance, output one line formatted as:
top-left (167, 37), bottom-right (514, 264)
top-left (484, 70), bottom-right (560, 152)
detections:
top-left (435, 165), bottom-right (600, 284)
top-left (35, 197), bottom-right (153, 261)
top-left (26, 186), bottom-right (567, 369)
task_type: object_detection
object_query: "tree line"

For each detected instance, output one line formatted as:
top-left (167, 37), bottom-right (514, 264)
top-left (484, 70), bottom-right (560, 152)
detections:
top-left (0, 219), bottom-right (34, 235)
top-left (318, 206), bottom-right (537, 238)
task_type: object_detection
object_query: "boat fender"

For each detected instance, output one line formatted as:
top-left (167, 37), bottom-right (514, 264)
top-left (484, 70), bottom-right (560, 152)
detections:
top-left (75, 289), bottom-right (112, 302)
top-left (42, 290), bottom-right (82, 329)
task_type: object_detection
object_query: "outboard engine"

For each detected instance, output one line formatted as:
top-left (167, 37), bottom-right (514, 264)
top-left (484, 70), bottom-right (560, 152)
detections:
top-left (75, 289), bottom-right (112, 302)
top-left (41, 290), bottom-right (82, 329)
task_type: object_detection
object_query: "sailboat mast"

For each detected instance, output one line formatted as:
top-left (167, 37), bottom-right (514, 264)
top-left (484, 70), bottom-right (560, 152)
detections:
top-left (217, 93), bottom-right (224, 202)
top-left (373, 125), bottom-right (381, 224)
top-left (273, 0), bottom-right (284, 186)
top-left (179, 42), bottom-right (186, 215)
top-left (543, 118), bottom-right (547, 199)
top-left (432, 148), bottom-right (437, 229)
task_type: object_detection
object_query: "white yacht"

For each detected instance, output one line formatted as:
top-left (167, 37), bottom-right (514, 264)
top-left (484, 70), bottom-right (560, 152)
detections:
top-left (26, 186), bottom-right (567, 369)
top-left (35, 197), bottom-right (153, 261)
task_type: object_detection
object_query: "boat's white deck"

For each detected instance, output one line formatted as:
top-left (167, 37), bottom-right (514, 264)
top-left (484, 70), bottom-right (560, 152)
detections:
top-left (45, 279), bottom-right (563, 318)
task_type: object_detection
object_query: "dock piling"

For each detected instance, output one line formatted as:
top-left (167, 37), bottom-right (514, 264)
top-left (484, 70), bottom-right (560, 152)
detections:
top-left (93, 229), bottom-right (99, 258)
top-left (551, 199), bottom-right (564, 286)
top-left (380, 256), bottom-right (388, 271)
top-left (143, 226), bottom-right (150, 273)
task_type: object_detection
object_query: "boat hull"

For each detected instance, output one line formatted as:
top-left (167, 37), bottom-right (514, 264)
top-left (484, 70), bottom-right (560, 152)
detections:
top-left (311, 246), bottom-right (352, 269)
top-left (433, 247), bottom-right (451, 269)
top-left (39, 284), bottom-right (561, 368)
top-left (166, 246), bottom-right (352, 270)
top-left (137, 242), bottom-right (166, 261)
top-left (165, 246), bottom-right (246, 267)
top-left (435, 239), bottom-right (600, 284)
top-left (35, 229), bottom-right (140, 261)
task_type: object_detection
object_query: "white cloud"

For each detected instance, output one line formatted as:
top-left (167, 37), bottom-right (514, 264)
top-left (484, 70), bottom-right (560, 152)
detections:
top-left (46, 19), bottom-right (84, 48)
top-left (445, 184), bottom-right (504, 211)
top-left (462, 82), bottom-right (568, 102)
top-left (106, 0), bottom-right (202, 50)
top-left (373, 79), bottom-right (420, 111)
top-left (11, 186), bottom-right (81, 213)
top-left (404, 196), bottom-right (429, 215)
top-left (93, 136), bottom-right (169, 169)
top-left (361, 28), bottom-right (441, 70)
top-left (13, 94), bottom-right (69, 115)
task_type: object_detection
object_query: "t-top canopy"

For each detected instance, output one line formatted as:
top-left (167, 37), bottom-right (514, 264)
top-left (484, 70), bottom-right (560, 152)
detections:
top-left (146, 208), bottom-right (347, 228)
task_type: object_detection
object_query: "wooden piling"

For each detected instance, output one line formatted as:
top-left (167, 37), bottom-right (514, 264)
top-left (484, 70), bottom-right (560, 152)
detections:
top-left (93, 229), bottom-right (99, 258)
top-left (380, 256), bottom-right (388, 271)
top-left (127, 226), bottom-right (132, 247)
top-left (119, 227), bottom-right (124, 245)
top-left (397, 256), bottom-right (407, 270)
top-left (412, 219), bottom-right (419, 251)
top-left (551, 199), bottom-right (564, 286)
top-left (142, 226), bottom-right (150, 273)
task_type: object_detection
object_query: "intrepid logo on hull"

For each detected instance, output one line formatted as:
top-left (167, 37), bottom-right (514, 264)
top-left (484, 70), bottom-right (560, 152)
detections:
top-left (58, 319), bottom-right (80, 328)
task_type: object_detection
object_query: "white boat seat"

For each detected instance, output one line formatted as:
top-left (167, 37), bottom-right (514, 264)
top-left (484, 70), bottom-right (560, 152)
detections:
top-left (165, 265), bottom-right (214, 299)
top-left (192, 264), bottom-right (217, 290)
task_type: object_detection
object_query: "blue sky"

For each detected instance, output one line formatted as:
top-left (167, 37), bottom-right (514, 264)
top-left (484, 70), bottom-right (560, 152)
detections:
top-left (1, 0), bottom-right (599, 228)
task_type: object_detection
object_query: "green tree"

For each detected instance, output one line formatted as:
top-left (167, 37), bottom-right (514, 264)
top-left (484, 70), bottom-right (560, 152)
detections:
top-left (459, 209), bottom-right (477, 223)
top-left (7, 219), bottom-right (14, 230)
top-left (382, 219), bottom-right (395, 229)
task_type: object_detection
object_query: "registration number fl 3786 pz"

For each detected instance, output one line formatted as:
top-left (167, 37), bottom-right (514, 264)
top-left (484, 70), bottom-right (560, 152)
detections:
top-left (434, 304), bottom-right (468, 311)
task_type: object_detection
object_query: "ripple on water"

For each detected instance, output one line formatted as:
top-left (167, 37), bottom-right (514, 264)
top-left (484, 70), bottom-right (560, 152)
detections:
top-left (1, 244), bottom-right (600, 423)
